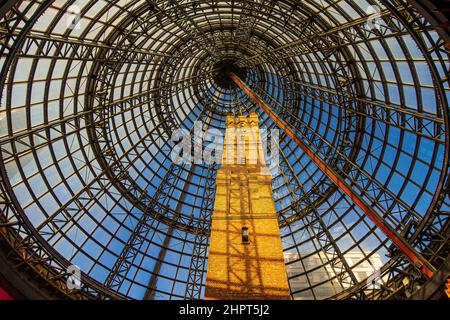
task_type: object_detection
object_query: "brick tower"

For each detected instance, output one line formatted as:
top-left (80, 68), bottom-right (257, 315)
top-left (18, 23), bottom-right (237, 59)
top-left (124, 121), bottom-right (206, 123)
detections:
top-left (204, 112), bottom-right (291, 300)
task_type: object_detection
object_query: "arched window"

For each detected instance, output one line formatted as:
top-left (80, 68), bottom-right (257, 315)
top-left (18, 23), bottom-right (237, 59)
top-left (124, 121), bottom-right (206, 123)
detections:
top-left (242, 227), bottom-right (249, 244)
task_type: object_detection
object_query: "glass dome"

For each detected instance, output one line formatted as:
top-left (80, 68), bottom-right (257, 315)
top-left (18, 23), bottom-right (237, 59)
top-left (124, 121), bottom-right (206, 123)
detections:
top-left (0, 0), bottom-right (449, 300)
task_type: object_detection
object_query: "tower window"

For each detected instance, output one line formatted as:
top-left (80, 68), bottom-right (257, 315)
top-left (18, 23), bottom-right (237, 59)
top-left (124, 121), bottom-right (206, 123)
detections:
top-left (242, 227), bottom-right (249, 244)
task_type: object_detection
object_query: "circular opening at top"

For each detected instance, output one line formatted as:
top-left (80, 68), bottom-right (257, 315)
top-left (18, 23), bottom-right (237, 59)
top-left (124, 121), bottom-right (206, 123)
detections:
top-left (212, 59), bottom-right (247, 89)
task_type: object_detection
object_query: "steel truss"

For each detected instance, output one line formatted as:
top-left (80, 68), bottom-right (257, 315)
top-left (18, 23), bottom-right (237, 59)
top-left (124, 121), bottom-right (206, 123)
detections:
top-left (277, 142), bottom-right (362, 298)
top-left (0, 0), bottom-right (448, 300)
top-left (232, 70), bottom-right (447, 298)
top-left (0, 1), bottom-right (125, 300)
top-left (184, 163), bottom-right (217, 299)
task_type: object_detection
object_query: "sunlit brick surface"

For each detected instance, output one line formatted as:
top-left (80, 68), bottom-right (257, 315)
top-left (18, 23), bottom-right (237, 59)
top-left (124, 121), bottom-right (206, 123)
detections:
top-left (205, 113), bottom-right (290, 300)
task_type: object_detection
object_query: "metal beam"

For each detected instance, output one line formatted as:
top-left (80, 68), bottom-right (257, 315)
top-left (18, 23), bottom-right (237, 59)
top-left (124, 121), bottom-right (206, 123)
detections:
top-left (0, 28), bottom-right (171, 62)
top-left (0, 1), bottom-right (16, 20)
top-left (238, 6), bottom-right (410, 67)
top-left (104, 89), bottom-right (220, 295)
top-left (233, 0), bottom-right (273, 46)
top-left (183, 91), bottom-right (222, 299)
top-left (184, 163), bottom-right (217, 299)
top-left (0, 71), bottom-right (214, 150)
top-left (277, 142), bottom-right (361, 294)
top-left (142, 164), bottom-right (196, 299)
top-left (231, 72), bottom-right (436, 279)
top-left (143, 226), bottom-right (174, 300)
top-left (148, 0), bottom-right (221, 61)
top-left (252, 85), bottom-right (425, 234)
top-left (290, 81), bottom-right (445, 143)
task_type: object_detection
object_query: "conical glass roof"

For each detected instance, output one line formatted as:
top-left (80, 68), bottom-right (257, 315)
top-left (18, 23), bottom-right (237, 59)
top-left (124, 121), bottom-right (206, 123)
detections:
top-left (0, 0), bottom-right (449, 300)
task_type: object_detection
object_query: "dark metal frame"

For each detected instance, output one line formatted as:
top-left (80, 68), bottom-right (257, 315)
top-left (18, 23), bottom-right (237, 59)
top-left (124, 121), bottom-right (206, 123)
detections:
top-left (0, 0), bottom-right (448, 300)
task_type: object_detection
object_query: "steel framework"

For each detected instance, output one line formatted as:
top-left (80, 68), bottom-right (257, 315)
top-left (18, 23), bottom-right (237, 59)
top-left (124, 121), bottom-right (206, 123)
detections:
top-left (0, 0), bottom-right (449, 300)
